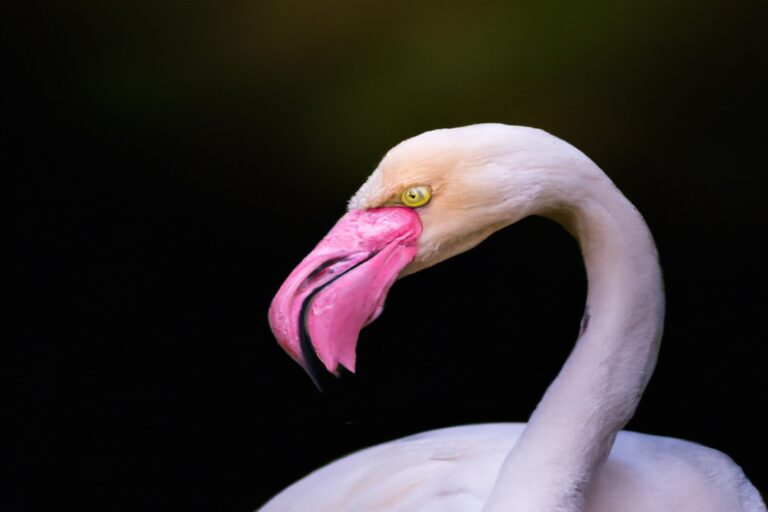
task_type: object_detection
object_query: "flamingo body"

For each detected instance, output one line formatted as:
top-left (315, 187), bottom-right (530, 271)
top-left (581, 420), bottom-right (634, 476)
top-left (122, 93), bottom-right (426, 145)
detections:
top-left (262, 424), bottom-right (762, 512)
top-left (265, 124), bottom-right (765, 511)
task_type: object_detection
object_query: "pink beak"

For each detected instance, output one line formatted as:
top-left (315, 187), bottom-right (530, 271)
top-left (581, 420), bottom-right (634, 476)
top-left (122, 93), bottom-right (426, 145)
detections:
top-left (268, 207), bottom-right (422, 386)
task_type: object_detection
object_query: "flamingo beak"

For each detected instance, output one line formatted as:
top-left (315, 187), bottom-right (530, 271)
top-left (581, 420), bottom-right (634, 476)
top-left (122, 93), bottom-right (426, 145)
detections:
top-left (268, 207), bottom-right (422, 388)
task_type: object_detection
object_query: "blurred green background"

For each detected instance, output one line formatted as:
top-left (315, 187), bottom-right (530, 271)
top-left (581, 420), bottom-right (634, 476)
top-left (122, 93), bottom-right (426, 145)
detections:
top-left (8, 0), bottom-right (766, 510)
top-left (17, 0), bottom-right (765, 204)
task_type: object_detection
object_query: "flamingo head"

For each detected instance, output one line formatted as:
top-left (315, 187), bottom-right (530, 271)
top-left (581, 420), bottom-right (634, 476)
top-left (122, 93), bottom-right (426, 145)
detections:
top-left (268, 124), bottom-right (595, 386)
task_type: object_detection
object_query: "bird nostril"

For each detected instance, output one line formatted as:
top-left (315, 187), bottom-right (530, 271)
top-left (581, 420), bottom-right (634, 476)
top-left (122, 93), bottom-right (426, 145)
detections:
top-left (300, 256), bottom-right (350, 291)
top-left (307, 256), bottom-right (348, 280)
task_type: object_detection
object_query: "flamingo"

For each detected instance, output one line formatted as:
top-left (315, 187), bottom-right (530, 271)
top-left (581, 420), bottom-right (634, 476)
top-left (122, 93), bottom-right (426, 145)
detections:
top-left (264, 124), bottom-right (765, 512)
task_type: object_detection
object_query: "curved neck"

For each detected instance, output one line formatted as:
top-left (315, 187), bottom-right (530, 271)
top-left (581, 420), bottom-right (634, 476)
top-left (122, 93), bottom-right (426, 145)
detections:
top-left (484, 177), bottom-right (665, 512)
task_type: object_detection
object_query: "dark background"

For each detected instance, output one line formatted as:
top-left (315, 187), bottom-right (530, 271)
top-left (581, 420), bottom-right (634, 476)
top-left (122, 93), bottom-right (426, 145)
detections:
top-left (6, 1), bottom-right (767, 510)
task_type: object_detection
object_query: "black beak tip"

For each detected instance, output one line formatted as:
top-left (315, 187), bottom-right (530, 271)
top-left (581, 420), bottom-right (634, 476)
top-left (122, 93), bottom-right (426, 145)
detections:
top-left (295, 251), bottom-right (382, 393)
top-left (305, 363), bottom-right (355, 394)
top-left (299, 301), bottom-right (355, 394)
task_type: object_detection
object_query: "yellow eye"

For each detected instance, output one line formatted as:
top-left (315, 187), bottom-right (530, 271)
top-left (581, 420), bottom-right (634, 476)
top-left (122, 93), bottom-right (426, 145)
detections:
top-left (400, 186), bottom-right (432, 207)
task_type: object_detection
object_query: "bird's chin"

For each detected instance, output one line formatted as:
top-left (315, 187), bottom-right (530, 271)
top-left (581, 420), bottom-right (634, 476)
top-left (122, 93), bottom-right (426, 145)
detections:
top-left (268, 207), bottom-right (422, 389)
top-left (401, 225), bottom-right (501, 277)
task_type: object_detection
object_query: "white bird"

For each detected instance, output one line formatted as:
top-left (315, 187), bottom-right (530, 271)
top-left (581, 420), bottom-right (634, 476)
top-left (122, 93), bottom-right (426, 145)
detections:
top-left (264, 124), bottom-right (765, 512)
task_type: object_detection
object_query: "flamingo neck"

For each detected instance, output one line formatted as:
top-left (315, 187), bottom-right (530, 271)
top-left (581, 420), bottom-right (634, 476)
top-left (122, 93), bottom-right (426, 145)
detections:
top-left (483, 177), bottom-right (665, 512)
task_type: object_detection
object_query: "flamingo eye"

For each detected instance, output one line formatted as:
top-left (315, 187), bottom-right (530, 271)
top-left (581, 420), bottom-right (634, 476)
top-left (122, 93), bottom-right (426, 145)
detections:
top-left (400, 186), bottom-right (432, 207)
